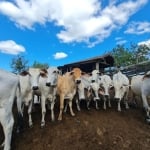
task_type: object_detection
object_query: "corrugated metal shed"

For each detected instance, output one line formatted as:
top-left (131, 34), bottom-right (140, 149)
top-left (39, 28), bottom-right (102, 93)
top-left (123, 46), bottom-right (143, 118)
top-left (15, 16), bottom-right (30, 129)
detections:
top-left (58, 54), bottom-right (114, 73)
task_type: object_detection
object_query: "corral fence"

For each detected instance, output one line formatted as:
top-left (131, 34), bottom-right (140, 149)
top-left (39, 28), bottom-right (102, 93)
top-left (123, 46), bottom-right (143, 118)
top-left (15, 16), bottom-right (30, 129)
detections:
top-left (105, 60), bottom-right (150, 79)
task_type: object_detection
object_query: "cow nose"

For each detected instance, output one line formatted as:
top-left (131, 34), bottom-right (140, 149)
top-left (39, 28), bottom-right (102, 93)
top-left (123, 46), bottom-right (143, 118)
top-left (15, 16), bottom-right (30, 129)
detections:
top-left (46, 82), bottom-right (51, 87)
top-left (32, 86), bottom-right (39, 90)
top-left (91, 80), bottom-right (95, 83)
top-left (76, 80), bottom-right (81, 84)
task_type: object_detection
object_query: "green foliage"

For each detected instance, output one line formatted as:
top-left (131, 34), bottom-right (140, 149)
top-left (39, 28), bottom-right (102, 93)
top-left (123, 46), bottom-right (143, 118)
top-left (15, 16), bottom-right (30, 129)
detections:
top-left (130, 43), bottom-right (150, 64)
top-left (111, 45), bottom-right (133, 67)
top-left (111, 43), bottom-right (150, 67)
top-left (32, 61), bottom-right (49, 69)
top-left (10, 55), bottom-right (28, 74)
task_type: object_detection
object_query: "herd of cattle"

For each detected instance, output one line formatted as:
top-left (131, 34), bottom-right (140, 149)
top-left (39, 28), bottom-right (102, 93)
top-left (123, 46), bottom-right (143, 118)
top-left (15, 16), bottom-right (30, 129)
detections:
top-left (0, 66), bottom-right (150, 150)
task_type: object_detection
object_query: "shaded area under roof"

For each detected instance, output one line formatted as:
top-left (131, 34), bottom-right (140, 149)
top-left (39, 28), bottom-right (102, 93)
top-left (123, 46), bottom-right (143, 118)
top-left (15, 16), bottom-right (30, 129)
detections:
top-left (58, 54), bottom-right (114, 73)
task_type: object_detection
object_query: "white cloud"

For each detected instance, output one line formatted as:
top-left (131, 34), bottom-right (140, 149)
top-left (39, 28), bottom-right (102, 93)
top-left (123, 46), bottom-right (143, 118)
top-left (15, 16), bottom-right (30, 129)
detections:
top-left (116, 40), bottom-right (127, 45)
top-left (125, 21), bottom-right (150, 35)
top-left (138, 39), bottom-right (150, 48)
top-left (53, 52), bottom-right (68, 59)
top-left (0, 40), bottom-right (25, 55)
top-left (115, 37), bottom-right (127, 45)
top-left (0, 0), bottom-right (148, 46)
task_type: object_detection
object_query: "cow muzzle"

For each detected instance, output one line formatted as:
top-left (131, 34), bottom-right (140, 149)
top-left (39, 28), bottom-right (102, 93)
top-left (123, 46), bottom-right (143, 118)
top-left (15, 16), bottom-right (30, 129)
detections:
top-left (46, 82), bottom-right (51, 87)
top-left (32, 86), bottom-right (39, 90)
top-left (76, 80), bottom-right (81, 84)
top-left (91, 80), bottom-right (95, 83)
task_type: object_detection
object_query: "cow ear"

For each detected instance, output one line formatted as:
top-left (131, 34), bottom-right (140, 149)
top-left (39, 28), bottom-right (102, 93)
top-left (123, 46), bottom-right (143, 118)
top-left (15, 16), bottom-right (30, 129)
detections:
top-left (81, 72), bottom-right (86, 75)
top-left (20, 71), bottom-right (29, 76)
top-left (41, 68), bottom-right (48, 74)
top-left (40, 72), bottom-right (47, 78)
top-left (70, 71), bottom-right (74, 75)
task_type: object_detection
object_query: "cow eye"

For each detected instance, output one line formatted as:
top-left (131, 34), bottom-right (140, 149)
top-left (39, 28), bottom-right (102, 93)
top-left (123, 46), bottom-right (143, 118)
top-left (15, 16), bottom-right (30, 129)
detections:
top-left (53, 71), bottom-right (57, 73)
top-left (120, 86), bottom-right (123, 89)
top-left (40, 73), bottom-right (47, 78)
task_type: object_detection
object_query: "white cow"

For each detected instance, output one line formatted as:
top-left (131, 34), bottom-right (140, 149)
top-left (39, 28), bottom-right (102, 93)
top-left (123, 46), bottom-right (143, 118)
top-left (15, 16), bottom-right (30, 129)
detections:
top-left (90, 70), bottom-right (101, 109)
top-left (112, 71), bottom-right (129, 111)
top-left (98, 74), bottom-right (113, 109)
top-left (0, 69), bottom-right (23, 150)
top-left (75, 74), bottom-right (93, 111)
top-left (141, 72), bottom-right (150, 122)
top-left (19, 68), bottom-right (43, 127)
top-left (38, 67), bottom-right (59, 127)
top-left (130, 75), bottom-right (143, 105)
top-left (130, 73), bottom-right (150, 123)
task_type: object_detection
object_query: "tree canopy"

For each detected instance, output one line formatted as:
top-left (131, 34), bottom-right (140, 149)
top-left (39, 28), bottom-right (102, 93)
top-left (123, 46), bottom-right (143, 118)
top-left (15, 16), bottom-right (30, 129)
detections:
top-left (10, 55), bottom-right (28, 74)
top-left (32, 61), bottom-right (49, 69)
top-left (111, 43), bottom-right (150, 67)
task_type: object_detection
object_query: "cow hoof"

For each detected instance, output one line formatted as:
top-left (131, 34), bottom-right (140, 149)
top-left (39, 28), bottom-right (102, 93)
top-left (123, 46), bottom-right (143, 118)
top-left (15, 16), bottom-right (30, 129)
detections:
top-left (77, 108), bottom-right (81, 111)
top-left (71, 113), bottom-right (75, 117)
top-left (58, 117), bottom-right (62, 121)
top-left (29, 122), bottom-right (33, 128)
top-left (41, 122), bottom-right (45, 128)
top-left (29, 124), bottom-right (33, 128)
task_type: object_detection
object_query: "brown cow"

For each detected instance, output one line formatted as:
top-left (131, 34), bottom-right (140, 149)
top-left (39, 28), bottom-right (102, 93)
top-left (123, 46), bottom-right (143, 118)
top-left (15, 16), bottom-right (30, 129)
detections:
top-left (57, 68), bottom-right (82, 121)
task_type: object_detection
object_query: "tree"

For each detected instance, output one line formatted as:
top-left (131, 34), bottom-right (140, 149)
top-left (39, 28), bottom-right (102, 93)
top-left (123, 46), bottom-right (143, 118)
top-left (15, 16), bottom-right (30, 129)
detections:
top-left (10, 55), bottom-right (28, 74)
top-left (32, 61), bottom-right (49, 69)
top-left (130, 43), bottom-right (150, 64)
top-left (111, 45), bottom-right (133, 67)
top-left (111, 43), bottom-right (150, 67)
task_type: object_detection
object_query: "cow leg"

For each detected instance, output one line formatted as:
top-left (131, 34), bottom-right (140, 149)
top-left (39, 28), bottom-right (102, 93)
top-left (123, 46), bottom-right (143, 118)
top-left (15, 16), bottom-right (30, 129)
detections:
top-left (124, 93), bottom-right (129, 109)
top-left (142, 94), bottom-right (150, 118)
top-left (50, 100), bottom-right (55, 122)
top-left (28, 100), bottom-right (33, 127)
top-left (86, 99), bottom-right (91, 110)
top-left (58, 94), bottom-right (65, 121)
top-left (76, 98), bottom-right (81, 111)
top-left (95, 100), bottom-right (99, 110)
top-left (107, 96), bottom-right (111, 107)
top-left (68, 99), bottom-right (75, 116)
top-left (0, 111), bottom-right (14, 150)
top-left (41, 96), bottom-right (46, 127)
top-left (103, 97), bottom-right (106, 110)
top-left (117, 99), bottom-right (121, 111)
top-left (64, 100), bottom-right (68, 113)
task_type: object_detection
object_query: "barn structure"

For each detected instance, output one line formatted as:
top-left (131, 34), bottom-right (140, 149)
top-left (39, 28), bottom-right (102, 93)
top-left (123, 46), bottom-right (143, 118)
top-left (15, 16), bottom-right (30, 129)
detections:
top-left (58, 54), bottom-right (114, 74)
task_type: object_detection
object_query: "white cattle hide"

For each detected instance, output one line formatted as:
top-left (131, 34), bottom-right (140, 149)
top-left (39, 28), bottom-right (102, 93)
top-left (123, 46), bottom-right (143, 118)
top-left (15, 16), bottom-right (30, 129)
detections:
top-left (39, 67), bottom-right (59, 127)
top-left (98, 74), bottom-right (113, 109)
top-left (113, 71), bottom-right (129, 111)
top-left (0, 69), bottom-right (23, 150)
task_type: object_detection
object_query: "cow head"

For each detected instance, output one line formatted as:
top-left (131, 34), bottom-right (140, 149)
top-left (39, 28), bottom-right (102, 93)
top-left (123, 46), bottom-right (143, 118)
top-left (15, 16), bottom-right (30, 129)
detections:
top-left (20, 68), bottom-right (47, 90)
top-left (70, 68), bottom-right (82, 84)
top-left (91, 70), bottom-right (101, 83)
top-left (46, 67), bottom-right (60, 87)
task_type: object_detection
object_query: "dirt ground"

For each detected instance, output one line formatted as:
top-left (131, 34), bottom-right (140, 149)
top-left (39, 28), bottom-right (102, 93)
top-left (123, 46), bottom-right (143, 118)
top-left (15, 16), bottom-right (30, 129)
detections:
top-left (0, 100), bottom-right (150, 150)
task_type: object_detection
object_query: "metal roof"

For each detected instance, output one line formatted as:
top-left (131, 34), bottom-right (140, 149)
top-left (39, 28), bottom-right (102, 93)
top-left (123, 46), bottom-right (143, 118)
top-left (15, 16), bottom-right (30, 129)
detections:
top-left (58, 54), bottom-right (114, 73)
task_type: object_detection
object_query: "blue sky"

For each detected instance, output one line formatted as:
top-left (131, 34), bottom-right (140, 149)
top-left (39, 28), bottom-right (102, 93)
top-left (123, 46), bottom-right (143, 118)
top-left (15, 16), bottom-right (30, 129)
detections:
top-left (0, 0), bottom-right (150, 71)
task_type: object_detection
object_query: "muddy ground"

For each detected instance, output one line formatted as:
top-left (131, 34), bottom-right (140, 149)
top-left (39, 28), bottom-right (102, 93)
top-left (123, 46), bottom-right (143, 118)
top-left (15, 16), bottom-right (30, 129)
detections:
top-left (0, 99), bottom-right (150, 150)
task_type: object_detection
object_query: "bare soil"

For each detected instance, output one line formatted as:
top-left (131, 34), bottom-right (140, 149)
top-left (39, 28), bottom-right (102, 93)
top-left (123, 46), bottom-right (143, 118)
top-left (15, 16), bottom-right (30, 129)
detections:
top-left (0, 100), bottom-right (150, 150)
